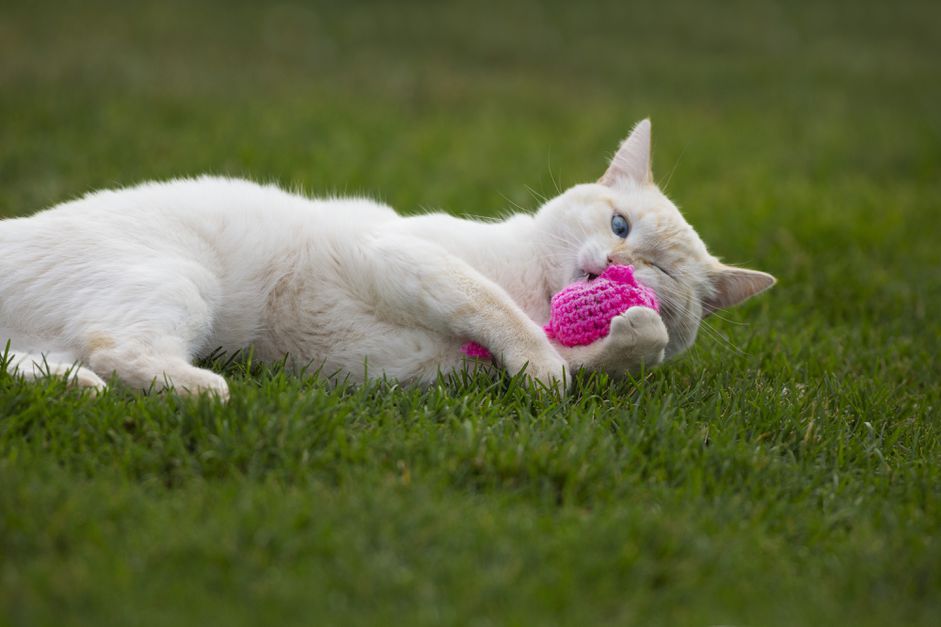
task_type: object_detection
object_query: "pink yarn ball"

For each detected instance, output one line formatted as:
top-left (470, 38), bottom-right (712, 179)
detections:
top-left (543, 264), bottom-right (659, 347)
top-left (461, 264), bottom-right (660, 359)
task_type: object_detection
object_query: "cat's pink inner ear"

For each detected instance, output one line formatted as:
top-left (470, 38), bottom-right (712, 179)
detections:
top-left (599, 118), bottom-right (653, 186)
top-left (704, 266), bottom-right (777, 313)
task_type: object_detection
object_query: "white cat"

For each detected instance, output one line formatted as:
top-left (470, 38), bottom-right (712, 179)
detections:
top-left (0, 120), bottom-right (774, 399)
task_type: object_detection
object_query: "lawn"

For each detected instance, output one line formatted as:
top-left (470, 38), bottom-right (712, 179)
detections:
top-left (1, 0), bottom-right (940, 625)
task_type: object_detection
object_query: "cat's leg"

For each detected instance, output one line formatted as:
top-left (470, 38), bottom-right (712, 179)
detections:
top-left (84, 335), bottom-right (229, 400)
top-left (75, 270), bottom-right (230, 399)
top-left (3, 348), bottom-right (107, 391)
top-left (359, 235), bottom-right (568, 388)
top-left (556, 306), bottom-right (669, 377)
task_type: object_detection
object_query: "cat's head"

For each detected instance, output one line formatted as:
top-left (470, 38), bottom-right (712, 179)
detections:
top-left (534, 119), bottom-right (775, 358)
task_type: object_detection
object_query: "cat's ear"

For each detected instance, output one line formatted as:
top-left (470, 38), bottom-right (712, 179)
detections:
top-left (704, 265), bottom-right (776, 313)
top-left (599, 118), bottom-right (653, 186)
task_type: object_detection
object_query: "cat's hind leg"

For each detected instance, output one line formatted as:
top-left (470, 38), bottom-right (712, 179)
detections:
top-left (85, 336), bottom-right (229, 400)
top-left (3, 348), bottom-right (107, 392)
top-left (75, 262), bottom-right (231, 400)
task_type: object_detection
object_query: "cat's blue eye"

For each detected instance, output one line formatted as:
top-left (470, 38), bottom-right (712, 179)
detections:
top-left (611, 214), bottom-right (630, 238)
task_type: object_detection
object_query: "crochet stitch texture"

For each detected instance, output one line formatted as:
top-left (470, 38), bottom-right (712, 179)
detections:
top-left (461, 264), bottom-right (660, 359)
top-left (543, 264), bottom-right (660, 347)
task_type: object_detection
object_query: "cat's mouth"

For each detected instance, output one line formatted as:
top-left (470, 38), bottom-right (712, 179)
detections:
top-left (573, 267), bottom-right (602, 283)
top-left (579, 263), bottom-right (607, 282)
top-left (581, 261), bottom-right (669, 284)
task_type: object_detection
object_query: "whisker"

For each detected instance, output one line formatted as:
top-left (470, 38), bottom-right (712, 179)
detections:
top-left (658, 140), bottom-right (689, 193)
top-left (546, 152), bottom-right (563, 195)
top-left (653, 285), bottom-right (747, 356)
top-left (498, 192), bottom-right (532, 216)
top-left (524, 184), bottom-right (549, 205)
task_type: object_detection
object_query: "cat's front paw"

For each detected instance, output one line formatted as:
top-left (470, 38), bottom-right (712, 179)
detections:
top-left (608, 306), bottom-right (669, 368)
top-left (507, 348), bottom-right (570, 393)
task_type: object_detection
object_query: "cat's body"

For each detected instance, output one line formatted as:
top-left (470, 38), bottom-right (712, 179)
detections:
top-left (1, 176), bottom-right (562, 388)
top-left (0, 120), bottom-right (775, 398)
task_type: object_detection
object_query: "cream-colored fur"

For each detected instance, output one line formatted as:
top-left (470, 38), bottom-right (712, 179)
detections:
top-left (0, 120), bottom-right (774, 398)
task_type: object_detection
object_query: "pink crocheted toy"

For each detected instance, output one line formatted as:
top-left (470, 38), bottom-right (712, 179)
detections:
top-left (462, 264), bottom-right (660, 359)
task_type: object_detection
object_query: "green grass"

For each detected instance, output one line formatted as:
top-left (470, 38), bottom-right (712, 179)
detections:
top-left (2, 0), bottom-right (940, 625)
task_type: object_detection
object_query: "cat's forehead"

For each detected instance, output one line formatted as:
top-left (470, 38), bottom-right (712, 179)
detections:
top-left (566, 183), bottom-right (684, 223)
top-left (566, 183), bottom-right (710, 257)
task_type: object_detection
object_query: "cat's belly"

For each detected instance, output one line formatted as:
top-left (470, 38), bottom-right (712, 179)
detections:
top-left (221, 274), bottom-right (469, 384)
top-left (249, 315), bottom-right (469, 384)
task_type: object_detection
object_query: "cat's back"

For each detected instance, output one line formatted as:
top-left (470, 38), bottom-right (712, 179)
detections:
top-left (1, 175), bottom-right (398, 249)
top-left (37, 175), bottom-right (391, 223)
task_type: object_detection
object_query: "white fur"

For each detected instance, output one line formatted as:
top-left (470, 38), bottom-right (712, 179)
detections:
top-left (0, 120), bottom-right (774, 398)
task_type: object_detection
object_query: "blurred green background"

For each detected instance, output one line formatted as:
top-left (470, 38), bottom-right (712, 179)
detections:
top-left (1, 1), bottom-right (939, 625)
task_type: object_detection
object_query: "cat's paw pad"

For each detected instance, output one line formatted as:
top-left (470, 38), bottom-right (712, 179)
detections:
top-left (609, 306), bottom-right (669, 360)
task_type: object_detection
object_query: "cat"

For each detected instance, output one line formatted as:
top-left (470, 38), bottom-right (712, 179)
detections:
top-left (0, 119), bottom-right (775, 399)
